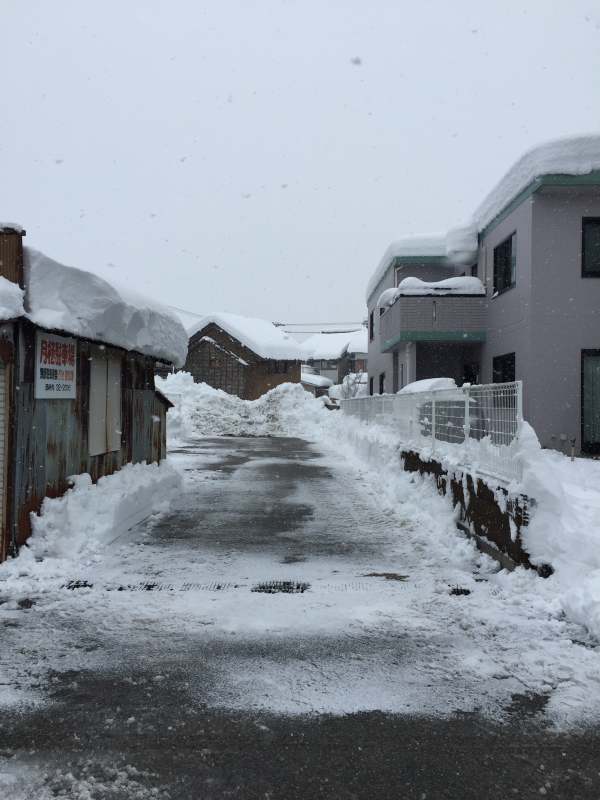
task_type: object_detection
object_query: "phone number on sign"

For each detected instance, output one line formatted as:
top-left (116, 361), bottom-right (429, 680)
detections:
top-left (44, 383), bottom-right (73, 392)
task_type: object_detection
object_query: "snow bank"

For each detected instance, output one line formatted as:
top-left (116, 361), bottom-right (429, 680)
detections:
top-left (0, 461), bottom-right (181, 580)
top-left (508, 424), bottom-right (600, 641)
top-left (24, 248), bottom-right (188, 366)
top-left (395, 276), bottom-right (485, 296)
top-left (156, 371), bottom-right (329, 441)
top-left (0, 276), bottom-right (25, 320)
top-left (189, 312), bottom-right (302, 361)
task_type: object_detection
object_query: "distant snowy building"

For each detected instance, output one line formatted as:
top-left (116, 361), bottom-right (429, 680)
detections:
top-left (184, 312), bottom-right (303, 400)
top-left (366, 134), bottom-right (600, 454)
top-left (301, 327), bottom-right (368, 384)
top-left (0, 226), bottom-right (189, 562)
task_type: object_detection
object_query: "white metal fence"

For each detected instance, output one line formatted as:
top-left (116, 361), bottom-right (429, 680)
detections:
top-left (341, 381), bottom-right (523, 482)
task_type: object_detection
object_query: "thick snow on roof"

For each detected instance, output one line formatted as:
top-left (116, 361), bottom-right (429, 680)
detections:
top-left (0, 276), bottom-right (25, 321)
top-left (366, 235), bottom-right (447, 302)
top-left (301, 370), bottom-right (333, 389)
top-left (302, 328), bottom-right (368, 360)
top-left (473, 135), bottom-right (600, 233)
top-left (395, 276), bottom-right (485, 296)
top-left (24, 248), bottom-right (189, 366)
top-left (0, 221), bottom-right (25, 233)
top-left (367, 136), bottom-right (600, 303)
top-left (189, 312), bottom-right (302, 360)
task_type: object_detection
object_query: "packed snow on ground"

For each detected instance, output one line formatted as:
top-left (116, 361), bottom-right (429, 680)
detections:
top-left (160, 374), bottom-right (600, 653)
top-left (24, 248), bottom-right (188, 366)
top-left (3, 374), bottom-right (600, 729)
top-left (188, 311), bottom-right (302, 360)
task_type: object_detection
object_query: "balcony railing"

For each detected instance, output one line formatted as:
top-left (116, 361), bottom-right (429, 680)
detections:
top-left (380, 294), bottom-right (486, 352)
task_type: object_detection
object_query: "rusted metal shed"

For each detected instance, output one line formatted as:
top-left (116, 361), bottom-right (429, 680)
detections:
top-left (0, 227), bottom-right (187, 562)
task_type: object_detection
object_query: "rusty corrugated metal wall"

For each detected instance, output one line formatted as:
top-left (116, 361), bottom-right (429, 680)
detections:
top-left (10, 320), bottom-right (169, 550)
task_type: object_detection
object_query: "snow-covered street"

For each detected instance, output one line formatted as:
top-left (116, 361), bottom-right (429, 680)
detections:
top-left (2, 416), bottom-right (600, 797)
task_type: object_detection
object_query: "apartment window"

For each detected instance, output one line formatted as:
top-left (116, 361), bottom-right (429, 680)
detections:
top-left (493, 233), bottom-right (516, 295)
top-left (369, 376), bottom-right (374, 396)
top-left (492, 352), bottom-right (515, 384)
top-left (582, 218), bottom-right (600, 277)
top-left (89, 349), bottom-right (122, 456)
top-left (470, 263), bottom-right (478, 278)
top-left (379, 372), bottom-right (385, 394)
top-left (369, 310), bottom-right (374, 341)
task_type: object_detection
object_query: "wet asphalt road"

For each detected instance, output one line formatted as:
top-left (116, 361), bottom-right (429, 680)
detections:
top-left (1, 437), bottom-right (600, 799)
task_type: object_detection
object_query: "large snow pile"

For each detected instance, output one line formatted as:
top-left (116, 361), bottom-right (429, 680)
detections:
top-left (511, 427), bottom-right (600, 641)
top-left (24, 248), bottom-right (188, 366)
top-left (0, 461), bottom-right (181, 585)
top-left (156, 371), bottom-right (329, 441)
top-left (188, 312), bottom-right (302, 360)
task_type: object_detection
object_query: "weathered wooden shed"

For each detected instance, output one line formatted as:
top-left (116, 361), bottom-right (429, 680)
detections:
top-left (0, 227), bottom-right (188, 561)
top-left (184, 313), bottom-right (302, 400)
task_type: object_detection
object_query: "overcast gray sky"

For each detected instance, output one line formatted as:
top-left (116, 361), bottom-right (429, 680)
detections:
top-left (2, 1), bottom-right (600, 325)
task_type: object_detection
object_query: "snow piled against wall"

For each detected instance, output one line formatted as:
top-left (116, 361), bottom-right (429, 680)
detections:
top-left (24, 248), bottom-right (189, 366)
top-left (0, 461), bottom-right (181, 584)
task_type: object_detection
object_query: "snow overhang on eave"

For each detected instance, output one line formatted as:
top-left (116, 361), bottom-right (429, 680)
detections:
top-left (480, 170), bottom-right (600, 239)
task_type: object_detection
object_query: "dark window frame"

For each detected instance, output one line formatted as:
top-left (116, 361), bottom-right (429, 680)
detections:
top-left (582, 217), bottom-right (600, 278)
top-left (493, 232), bottom-right (517, 296)
top-left (379, 372), bottom-right (385, 395)
top-left (369, 376), bottom-right (374, 396)
top-left (492, 352), bottom-right (515, 384)
top-left (369, 310), bottom-right (374, 341)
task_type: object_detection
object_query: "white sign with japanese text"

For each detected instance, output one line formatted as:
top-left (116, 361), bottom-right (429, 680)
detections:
top-left (35, 331), bottom-right (77, 399)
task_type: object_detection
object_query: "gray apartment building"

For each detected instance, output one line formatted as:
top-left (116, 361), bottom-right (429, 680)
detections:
top-left (366, 136), bottom-right (600, 455)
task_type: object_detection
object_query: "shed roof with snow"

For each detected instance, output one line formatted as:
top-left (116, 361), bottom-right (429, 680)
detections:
top-left (188, 312), bottom-right (303, 361)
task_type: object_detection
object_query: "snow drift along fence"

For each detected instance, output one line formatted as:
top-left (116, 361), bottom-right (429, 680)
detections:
top-left (341, 381), bottom-right (523, 483)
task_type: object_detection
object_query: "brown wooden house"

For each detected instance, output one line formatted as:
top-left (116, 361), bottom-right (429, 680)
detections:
top-left (184, 313), bottom-right (302, 400)
top-left (0, 226), bottom-right (188, 561)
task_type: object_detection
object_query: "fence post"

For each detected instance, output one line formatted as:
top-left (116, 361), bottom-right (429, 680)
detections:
top-left (431, 395), bottom-right (436, 454)
top-left (463, 382), bottom-right (471, 459)
top-left (516, 380), bottom-right (523, 437)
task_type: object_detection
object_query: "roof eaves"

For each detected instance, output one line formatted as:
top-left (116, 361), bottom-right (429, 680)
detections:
top-left (480, 170), bottom-right (600, 239)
